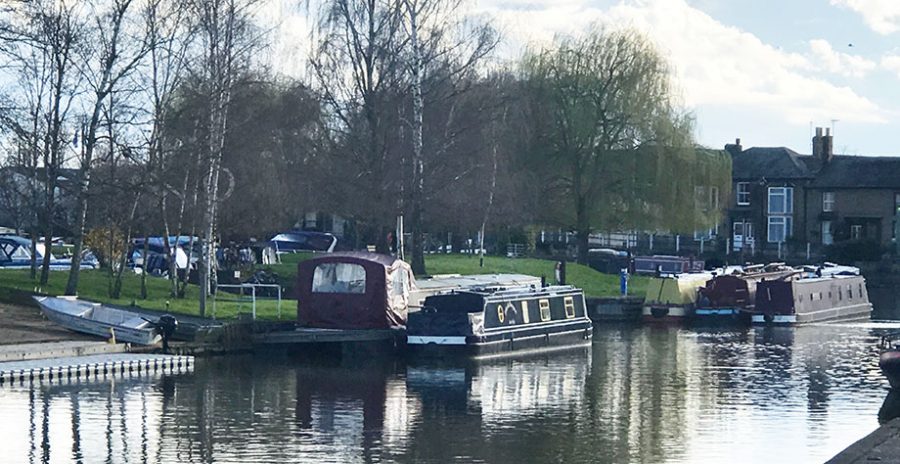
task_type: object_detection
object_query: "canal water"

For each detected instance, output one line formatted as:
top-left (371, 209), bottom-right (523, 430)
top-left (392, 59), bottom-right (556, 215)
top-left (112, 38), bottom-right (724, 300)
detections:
top-left (1, 322), bottom-right (897, 464)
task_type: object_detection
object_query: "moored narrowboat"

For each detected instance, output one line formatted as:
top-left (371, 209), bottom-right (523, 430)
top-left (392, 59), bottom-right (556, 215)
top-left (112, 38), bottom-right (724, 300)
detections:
top-left (692, 265), bottom-right (798, 324)
top-left (641, 273), bottom-right (712, 323)
top-left (407, 285), bottom-right (593, 358)
top-left (751, 275), bottom-right (873, 324)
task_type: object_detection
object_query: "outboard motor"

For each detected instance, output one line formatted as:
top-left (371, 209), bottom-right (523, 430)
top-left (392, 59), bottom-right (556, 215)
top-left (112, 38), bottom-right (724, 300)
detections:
top-left (157, 315), bottom-right (178, 354)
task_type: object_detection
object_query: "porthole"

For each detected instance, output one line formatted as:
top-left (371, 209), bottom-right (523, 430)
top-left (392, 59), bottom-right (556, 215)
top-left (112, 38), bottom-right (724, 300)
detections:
top-left (497, 304), bottom-right (505, 323)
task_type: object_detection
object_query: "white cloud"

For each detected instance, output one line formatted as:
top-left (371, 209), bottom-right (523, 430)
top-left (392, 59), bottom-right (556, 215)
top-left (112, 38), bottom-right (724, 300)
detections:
top-left (881, 54), bottom-right (900, 78)
top-left (807, 39), bottom-right (876, 78)
top-left (476, 0), bottom-right (886, 125)
top-left (830, 0), bottom-right (900, 34)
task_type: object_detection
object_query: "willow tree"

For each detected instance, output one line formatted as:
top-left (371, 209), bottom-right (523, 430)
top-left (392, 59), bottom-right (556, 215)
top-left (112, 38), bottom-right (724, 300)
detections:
top-left (522, 27), bottom-right (730, 263)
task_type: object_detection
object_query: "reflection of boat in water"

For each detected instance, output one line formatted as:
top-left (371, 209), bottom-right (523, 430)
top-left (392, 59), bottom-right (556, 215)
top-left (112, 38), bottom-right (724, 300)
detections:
top-left (406, 346), bottom-right (591, 421)
top-left (407, 285), bottom-right (592, 358)
top-left (879, 389), bottom-right (900, 424)
top-left (752, 275), bottom-right (872, 324)
top-left (880, 333), bottom-right (900, 390)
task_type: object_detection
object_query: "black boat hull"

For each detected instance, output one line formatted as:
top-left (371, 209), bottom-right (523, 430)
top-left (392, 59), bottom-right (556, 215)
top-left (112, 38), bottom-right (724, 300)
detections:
top-left (408, 319), bottom-right (593, 359)
top-left (880, 350), bottom-right (900, 390)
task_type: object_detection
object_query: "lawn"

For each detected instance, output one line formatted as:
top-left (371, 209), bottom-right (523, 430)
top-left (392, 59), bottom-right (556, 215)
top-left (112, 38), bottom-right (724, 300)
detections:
top-left (0, 254), bottom-right (645, 322)
top-left (0, 269), bottom-right (293, 320)
top-left (422, 254), bottom-right (648, 298)
top-left (261, 252), bottom-right (648, 298)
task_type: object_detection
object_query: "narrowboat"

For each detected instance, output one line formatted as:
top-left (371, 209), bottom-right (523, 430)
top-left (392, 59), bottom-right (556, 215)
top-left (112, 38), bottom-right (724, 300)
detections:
top-left (751, 275), bottom-right (873, 324)
top-left (692, 265), bottom-right (799, 324)
top-left (641, 273), bottom-right (712, 323)
top-left (879, 333), bottom-right (900, 390)
top-left (406, 285), bottom-right (593, 358)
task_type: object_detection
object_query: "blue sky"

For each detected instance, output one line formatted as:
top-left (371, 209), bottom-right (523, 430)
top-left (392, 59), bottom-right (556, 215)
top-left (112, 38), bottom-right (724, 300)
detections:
top-left (267, 0), bottom-right (900, 155)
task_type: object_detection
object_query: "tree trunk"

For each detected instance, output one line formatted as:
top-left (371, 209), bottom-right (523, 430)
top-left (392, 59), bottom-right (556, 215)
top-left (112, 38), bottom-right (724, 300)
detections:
top-left (576, 198), bottom-right (590, 265)
top-left (407, 0), bottom-right (427, 275)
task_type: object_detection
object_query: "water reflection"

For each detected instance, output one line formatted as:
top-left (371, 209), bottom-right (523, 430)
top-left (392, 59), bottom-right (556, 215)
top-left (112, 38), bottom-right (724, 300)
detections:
top-left (0, 324), bottom-right (892, 463)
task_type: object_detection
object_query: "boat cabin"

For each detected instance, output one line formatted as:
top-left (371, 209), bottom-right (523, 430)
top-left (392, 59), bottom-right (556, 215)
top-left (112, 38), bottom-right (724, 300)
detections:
top-left (296, 252), bottom-right (414, 330)
top-left (407, 285), bottom-right (593, 357)
top-left (753, 275), bottom-right (872, 324)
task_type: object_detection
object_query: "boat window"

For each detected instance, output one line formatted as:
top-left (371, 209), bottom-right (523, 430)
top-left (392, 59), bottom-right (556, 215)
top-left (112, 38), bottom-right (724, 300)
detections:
top-left (819, 292), bottom-right (823, 301)
top-left (799, 294), bottom-right (803, 303)
top-left (564, 296), bottom-right (576, 319)
top-left (859, 283), bottom-right (863, 297)
top-left (312, 263), bottom-right (366, 294)
top-left (839, 288), bottom-right (842, 300)
top-left (829, 291), bottom-right (832, 299)
top-left (849, 286), bottom-right (853, 299)
top-left (521, 301), bottom-right (530, 324)
top-left (539, 299), bottom-right (551, 322)
top-left (809, 293), bottom-right (813, 302)
top-left (391, 269), bottom-right (408, 296)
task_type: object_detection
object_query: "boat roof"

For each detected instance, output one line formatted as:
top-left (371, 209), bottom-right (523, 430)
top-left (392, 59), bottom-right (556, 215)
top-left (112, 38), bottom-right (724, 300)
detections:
top-left (416, 273), bottom-right (542, 291)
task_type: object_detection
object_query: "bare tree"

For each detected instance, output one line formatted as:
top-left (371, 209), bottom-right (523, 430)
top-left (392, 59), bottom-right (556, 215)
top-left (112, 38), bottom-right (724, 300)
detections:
top-left (65, 0), bottom-right (153, 295)
top-left (3, 0), bottom-right (85, 285)
top-left (185, 0), bottom-right (263, 315)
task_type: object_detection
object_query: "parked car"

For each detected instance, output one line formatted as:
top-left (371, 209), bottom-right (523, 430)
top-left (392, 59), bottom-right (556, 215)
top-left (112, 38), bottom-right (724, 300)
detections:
top-left (269, 231), bottom-right (337, 253)
top-left (130, 236), bottom-right (199, 276)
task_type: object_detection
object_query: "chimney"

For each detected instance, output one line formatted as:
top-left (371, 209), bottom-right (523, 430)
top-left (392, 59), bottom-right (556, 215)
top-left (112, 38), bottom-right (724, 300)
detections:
top-left (813, 127), bottom-right (833, 163)
top-left (823, 127), bottom-right (833, 163)
top-left (725, 137), bottom-right (743, 156)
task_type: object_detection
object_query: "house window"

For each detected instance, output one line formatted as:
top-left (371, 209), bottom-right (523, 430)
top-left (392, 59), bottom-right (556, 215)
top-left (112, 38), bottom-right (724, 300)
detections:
top-left (737, 183), bottom-right (750, 206)
top-left (822, 221), bottom-right (833, 245)
top-left (768, 187), bottom-right (793, 214)
top-left (851, 224), bottom-right (863, 240)
top-left (710, 186), bottom-right (720, 210)
top-left (823, 192), bottom-right (835, 212)
top-left (768, 216), bottom-right (792, 243)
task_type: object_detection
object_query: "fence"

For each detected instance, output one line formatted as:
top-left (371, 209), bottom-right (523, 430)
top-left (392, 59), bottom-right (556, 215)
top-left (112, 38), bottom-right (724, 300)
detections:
top-left (213, 283), bottom-right (283, 320)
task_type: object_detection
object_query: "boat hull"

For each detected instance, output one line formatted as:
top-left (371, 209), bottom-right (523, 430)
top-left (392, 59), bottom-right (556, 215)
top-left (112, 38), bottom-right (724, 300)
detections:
top-left (880, 350), bottom-right (900, 390)
top-left (688, 308), bottom-right (751, 325)
top-left (641, 305), bottom-right (687, 323)
top-left (35, 297), bottom-right (161, 345)
top-left (751, 302), bottom-right (872, 325)
top-left (408, 319), bottom-right (593, 359)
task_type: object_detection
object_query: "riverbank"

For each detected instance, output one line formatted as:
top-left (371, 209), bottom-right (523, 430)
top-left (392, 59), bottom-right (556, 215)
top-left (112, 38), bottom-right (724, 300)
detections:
top-left (828, 418), bottom-right (900, 463)
top-left (0, 302), bottom-right (96, 345)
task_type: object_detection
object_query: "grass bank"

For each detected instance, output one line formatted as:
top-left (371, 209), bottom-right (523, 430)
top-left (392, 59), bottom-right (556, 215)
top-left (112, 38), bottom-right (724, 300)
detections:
top-left (261, 252), bottom-right (648, 298)
top-left (0, 269), bottom-right (292, 320)
top-left (0, 254), bottom-right (646, 322)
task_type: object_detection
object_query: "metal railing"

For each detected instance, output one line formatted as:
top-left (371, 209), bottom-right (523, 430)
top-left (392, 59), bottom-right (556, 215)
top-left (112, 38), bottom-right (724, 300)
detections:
top-left (213, 283), bottom-right (283, 320)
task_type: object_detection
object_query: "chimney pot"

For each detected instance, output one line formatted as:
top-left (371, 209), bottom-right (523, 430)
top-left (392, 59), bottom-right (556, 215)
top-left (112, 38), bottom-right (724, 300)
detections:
top-left (815, 127), bottom-right (823, 136)
top-left (826, 127), bottom-right (831, 136)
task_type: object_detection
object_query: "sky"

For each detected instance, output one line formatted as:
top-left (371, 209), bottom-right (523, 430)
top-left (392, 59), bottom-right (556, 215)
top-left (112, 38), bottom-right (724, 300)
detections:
top-left (266, 0), bottom-right (900, 156)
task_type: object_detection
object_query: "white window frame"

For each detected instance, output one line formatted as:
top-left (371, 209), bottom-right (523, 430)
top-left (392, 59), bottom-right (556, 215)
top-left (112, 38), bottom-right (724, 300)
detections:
top-left (768, 216), bottom-right (792, 243)
top-left (822, 221), bottom-right (833, 245)
top-left (736, 182), bottom-right (750, 206)
top-left (768, 187), bottom-right (793, 215)
top-left (823, 192), bottom-right (835, 212)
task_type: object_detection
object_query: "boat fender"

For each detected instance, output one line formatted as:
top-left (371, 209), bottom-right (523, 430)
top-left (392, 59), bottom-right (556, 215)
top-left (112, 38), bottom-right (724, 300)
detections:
top-left (763, 313), bottom-right (774, 324)
top-left (650, 306), bottom-right (669, 318)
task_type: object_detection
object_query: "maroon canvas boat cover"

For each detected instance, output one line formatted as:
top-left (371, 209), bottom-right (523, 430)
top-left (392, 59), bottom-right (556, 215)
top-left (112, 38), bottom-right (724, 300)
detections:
top-left (296, 252), bottom-right (415, 329)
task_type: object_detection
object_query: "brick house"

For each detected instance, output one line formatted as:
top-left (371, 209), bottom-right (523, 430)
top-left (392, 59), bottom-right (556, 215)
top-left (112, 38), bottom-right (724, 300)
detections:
top-left (725, 128), bottom-right (900, 256)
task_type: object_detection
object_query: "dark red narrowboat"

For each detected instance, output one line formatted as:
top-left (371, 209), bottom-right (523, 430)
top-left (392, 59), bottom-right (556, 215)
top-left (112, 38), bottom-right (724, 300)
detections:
top-left (296, 252), bottom-right (414, 330)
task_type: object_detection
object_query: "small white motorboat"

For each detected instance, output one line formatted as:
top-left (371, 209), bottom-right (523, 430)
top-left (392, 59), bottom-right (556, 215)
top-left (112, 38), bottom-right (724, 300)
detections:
top-left (34, 296), bottom-right (162, 345)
